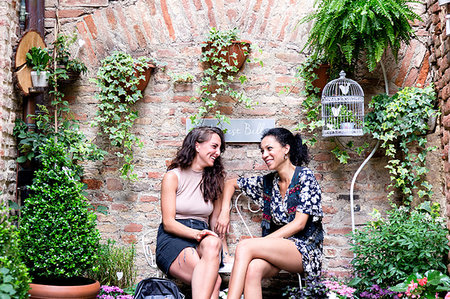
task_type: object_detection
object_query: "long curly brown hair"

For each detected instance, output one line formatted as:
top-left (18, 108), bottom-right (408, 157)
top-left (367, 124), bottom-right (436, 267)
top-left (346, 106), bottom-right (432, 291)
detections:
top-left (168, 126), bottom-right (226, 201)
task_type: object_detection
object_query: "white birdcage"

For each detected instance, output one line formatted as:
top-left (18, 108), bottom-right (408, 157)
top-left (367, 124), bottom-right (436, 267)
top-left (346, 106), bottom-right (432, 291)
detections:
top-left (321, 71), bottom-right (364, 137)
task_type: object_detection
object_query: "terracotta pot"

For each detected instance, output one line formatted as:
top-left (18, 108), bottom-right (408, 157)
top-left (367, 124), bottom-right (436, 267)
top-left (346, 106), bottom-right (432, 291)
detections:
top-left (312, 64), bottom-right (330, 94)
top-left (135, 63), bottom-right (155, 92)
top-left (203, 41), bottom-right (251, 71)
top-left (29, 278), bottom-right (100, 299)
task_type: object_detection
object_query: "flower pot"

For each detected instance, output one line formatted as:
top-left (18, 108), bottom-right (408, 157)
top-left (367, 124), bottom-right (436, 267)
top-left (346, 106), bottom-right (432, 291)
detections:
top-left (203, 41), bottom-right (251, 71)
top-left (135, 63), bottom-right (155, 92)
top-left (30, 71), bottom-right (48, 87)
top-left (29, 278), bottom-right (100, 299)
top-left (312, 64), bottom-right (330, 93)
top-left (340, 122), bottom-right (355, 130)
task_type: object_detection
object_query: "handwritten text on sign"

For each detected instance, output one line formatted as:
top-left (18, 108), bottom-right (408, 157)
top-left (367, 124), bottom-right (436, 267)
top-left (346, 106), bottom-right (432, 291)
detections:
top-left (186, 119), bottom-right (275, 142)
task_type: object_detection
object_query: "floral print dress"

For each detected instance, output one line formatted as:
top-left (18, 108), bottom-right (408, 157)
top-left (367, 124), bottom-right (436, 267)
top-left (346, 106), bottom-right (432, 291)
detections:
top-left (237, 167), bottom-right (324, 277)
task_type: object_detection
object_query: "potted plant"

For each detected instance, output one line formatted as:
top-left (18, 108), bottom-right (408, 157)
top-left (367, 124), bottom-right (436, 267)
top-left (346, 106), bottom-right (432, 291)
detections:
top-left (51, 33), bottom-right (88, 85)
top-left (93, 51), bottom-right (156, 180)
top-left (327, 105), bottom-right (362, 131)
top-left (191, 27), bottom-right (262, 126)
top-left (26, 46), bottom-right (51, 87)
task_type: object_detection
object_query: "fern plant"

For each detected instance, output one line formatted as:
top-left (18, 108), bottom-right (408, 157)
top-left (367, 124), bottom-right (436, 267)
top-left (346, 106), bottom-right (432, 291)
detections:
top-left (302, 0), bottom-right (420, 72)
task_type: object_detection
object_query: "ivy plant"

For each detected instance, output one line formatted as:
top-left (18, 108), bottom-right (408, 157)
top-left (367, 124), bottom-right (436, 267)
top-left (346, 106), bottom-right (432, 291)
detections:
top-left (190, 27), bottom-right (262, 126)
top-left (364, 85), bottom-right (439, 205)
top-left (93, 51), bottom-right (156, 180)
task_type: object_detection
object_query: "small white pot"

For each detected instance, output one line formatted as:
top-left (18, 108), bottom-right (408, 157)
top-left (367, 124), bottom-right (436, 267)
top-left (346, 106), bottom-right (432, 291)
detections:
top-left (340, 122), bottom-right (355, 130)
top-left (30, 71), bottom-right (48, 87)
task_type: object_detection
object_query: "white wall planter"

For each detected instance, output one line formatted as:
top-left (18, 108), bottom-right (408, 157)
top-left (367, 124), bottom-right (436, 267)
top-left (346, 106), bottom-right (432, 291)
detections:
top-left (30, 71), bottom-right (48, 88)
top-left (439, 0), bottom-right (450, 5)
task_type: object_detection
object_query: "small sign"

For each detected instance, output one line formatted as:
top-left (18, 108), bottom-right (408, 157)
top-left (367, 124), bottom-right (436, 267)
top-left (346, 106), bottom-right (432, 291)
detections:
top-left (186, 119), bottom-right (275, 142)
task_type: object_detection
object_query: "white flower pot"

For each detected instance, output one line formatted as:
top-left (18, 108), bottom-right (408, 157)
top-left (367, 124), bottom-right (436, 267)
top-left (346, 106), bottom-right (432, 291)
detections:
top-left (340, 122), bottom-right (355, 130)
top-left (30, 71), bottom-right (48, 87)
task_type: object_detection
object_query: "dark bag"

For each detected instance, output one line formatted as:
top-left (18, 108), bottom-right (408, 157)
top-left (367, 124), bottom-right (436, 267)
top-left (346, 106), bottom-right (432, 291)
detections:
top-left (134, 277), bottom-right (185, 299)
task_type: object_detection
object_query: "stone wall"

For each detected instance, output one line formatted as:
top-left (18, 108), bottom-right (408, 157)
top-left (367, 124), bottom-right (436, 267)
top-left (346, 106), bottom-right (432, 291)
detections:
top-left (8, 0), bottom-right (441, 284)
top-left (0, 0), bottom-right (20, 206)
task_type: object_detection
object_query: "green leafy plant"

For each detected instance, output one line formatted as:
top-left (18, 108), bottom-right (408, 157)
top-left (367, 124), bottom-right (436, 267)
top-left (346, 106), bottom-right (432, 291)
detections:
top-left (390, 270), bottom-right (450, 298)
top-left (19, 137), bottom-right (101, 280)
top-left (51, 33), bottom-right (87, 77)
top-left (283, 275), bottom-right (328, 298)
top-left (26, 46), bottom-right (51, 75)
top-left (0, 204), bottom-right (30, 298)
top-left (364, 85), bottom-right (439, 205)
top-left (302, 0), bottom-right (420, 72)
top-left (86, 239), bottom-right (137, 289)
top-left (190, 27), bottom-right (262, 126)
top-left (93, 51), bottom-right (156, 180)
top-left (349, 202), bottom-right (449, 291)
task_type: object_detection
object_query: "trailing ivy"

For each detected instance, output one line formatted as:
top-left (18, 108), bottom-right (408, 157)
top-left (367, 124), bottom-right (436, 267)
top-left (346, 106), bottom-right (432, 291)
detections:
top-left (364, 85), bottom-right (439, 205)
top-left (190, 27), bottom-right (262, 126)
top-left (93, 51), bottom-right (155, 180)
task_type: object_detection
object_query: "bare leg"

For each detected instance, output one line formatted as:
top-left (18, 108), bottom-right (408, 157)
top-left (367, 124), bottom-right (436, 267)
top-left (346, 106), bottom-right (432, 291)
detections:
top-left (168, 235), bottom-right (222, 299)
top-left (227, 237), bottom-right (303, 299)
top-left (193, 235), bottom-right (222, 299)
top-left (222, 237), bottom-right (234, 264)
top-left (244, 259), bottom-right (280, 299)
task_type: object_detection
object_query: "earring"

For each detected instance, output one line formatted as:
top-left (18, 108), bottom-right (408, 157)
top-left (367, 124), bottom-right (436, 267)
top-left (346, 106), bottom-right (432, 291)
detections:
top-left (284, 153), bottom-right (288, 160)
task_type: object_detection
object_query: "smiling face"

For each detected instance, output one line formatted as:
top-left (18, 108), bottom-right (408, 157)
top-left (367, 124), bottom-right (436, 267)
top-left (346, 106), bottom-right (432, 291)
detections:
top-left (260, 135), bottom-right (290, 170)
top-left (195, 133), bottom-right (222, 168)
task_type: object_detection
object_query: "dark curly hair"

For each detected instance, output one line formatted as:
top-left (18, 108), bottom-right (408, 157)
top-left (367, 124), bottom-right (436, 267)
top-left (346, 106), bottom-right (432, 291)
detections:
top-left (168, 126), bottom-right (226, 201)
top-left (261, 128), bottom-right (309, 166)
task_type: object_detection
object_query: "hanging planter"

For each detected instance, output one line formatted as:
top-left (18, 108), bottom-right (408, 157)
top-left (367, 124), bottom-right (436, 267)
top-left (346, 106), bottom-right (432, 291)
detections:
top-left (135, 63), bottom-right (155, 92)
top-left (311, 63), bottom-right (330, 93)
top-left (202, 40), bottom-right (251, 71)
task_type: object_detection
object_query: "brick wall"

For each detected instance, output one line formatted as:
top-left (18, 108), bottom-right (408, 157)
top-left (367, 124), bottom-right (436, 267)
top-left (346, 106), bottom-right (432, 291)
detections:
top-left (428, 0), bottom-right (450, 272)
top-left (0, 0), bottom-right (19, 206)
top-left (29, 0), bottom-right (446, 283)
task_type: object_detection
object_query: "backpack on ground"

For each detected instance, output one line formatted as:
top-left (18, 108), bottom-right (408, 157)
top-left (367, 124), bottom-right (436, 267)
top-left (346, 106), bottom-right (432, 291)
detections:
top-left (134, 277), bottom-right (185, 299)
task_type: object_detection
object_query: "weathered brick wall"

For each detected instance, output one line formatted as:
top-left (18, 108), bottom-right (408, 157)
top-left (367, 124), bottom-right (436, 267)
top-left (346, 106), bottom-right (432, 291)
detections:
top-left (0, 0), bottom-right (19, 206)
top-left (428, 0), bottom-right (450, 272)
top-left (36, 0), bottom-right (444, 284)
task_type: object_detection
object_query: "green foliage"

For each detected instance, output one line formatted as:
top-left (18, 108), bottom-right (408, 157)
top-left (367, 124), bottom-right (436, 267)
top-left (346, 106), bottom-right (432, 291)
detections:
top-left (19, 138), bottom-right (101, 280)
top-left (86, 239), bottom-right (137, 289)
top-left (52, 33), bottom-right (88, 75)
top-left (26, 47), bottom-right (51, 75)
top-left (364, 85), bottom-right (439, 205)
top-left (302, 0), bottom-right (420, 72)
top-left (190, 27), bottom-right (261, 126)
top-left (0, 206), bottom-right (30, 298)
top-left (14, 105), bottom-right (106, 180)
top-left (350, 203), bottom-right (450, 291)
top-left (390, 270), bottom-right (450, 298)
top-left (283, 275), bottom-right (328, 298)
top-left (93, 51), bottom-right (155, 180)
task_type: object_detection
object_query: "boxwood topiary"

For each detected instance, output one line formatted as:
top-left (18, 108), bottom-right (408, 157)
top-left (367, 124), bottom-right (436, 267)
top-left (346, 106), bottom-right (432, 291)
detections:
top-left (19, 137), bottom-right (100, 281)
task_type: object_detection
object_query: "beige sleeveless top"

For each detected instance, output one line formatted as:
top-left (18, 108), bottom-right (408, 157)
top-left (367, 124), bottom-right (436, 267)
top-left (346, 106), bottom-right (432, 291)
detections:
top-left (171, 168), bottom-right (213, 223)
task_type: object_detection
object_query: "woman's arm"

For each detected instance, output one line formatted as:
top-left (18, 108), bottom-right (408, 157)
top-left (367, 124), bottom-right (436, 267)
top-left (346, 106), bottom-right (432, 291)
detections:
top-left (265, 212), bottom-right (309, 239)
top-left (161, 171), bottom-right (215, 241)
top-left (214, 178), bottom-right (239, 236)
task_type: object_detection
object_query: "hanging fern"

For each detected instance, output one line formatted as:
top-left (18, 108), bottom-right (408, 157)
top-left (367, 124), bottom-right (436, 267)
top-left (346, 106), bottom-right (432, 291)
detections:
top-left (302, 0), bottom-right (420, 71)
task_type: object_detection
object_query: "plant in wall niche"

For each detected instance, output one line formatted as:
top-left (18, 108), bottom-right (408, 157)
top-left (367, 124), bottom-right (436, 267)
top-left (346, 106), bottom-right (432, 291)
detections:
top-left (364, 85), bottom-right (439, 205)
top-left (93, 51), bottom-right (157, 180)
top-left (190, 27), bottom-right (262, 126)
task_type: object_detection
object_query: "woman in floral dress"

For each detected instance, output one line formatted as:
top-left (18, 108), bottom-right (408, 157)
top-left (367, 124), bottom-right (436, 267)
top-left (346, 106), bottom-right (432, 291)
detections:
top-left (215, 128), bottom-right (324, 299)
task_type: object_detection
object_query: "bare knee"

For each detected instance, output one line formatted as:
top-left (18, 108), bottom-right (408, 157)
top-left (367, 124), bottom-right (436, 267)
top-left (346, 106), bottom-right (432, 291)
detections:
top-left (234, 238), bottom-right (254, 260)
top-left (199, 235), bottom-right (222, 257)
top-left (245, 259), bottom-right (265, 282)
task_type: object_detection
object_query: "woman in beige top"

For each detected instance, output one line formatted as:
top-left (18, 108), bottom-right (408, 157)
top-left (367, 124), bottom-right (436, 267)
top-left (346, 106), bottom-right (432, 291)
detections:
top-left (156, 126), bottom-right (226, 299)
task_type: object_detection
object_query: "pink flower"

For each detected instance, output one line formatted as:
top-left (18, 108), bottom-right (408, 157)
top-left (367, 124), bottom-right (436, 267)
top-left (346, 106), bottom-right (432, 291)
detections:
top-left (445, 292), bottom-right (450, 299)
top-left (418, 277), bottom-right (427, 287)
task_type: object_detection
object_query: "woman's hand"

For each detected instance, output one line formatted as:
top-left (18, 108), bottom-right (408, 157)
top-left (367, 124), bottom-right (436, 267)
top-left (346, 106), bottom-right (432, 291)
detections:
top-left (195, 229), bottom-right (218, 242)
top-left (214, 212), bottom-right (230, 238)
